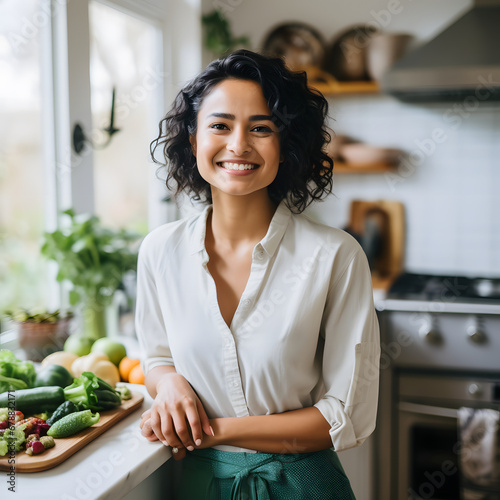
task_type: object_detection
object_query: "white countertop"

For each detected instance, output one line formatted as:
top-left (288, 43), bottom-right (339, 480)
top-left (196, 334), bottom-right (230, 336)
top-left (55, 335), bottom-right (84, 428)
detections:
top-left (7, 384), bottom-right (172, 500)
top-left (375, 297), bottom-right (500, 315)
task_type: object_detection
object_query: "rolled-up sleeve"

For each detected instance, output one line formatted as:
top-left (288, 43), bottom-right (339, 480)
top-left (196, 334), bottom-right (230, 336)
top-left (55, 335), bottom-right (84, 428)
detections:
top-left (135, 236), bottom-right (175, 374)
top-left (313, 247), bottom-right (380, 452)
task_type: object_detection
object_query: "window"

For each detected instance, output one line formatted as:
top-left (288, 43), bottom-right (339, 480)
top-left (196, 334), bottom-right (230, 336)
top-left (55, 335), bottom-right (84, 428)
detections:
top-left (0, 0), bottom-right (177, 335)
top-left (0, 0), bottom-right (51, 313)
top-left (89, 1), bottom-right (161, 234)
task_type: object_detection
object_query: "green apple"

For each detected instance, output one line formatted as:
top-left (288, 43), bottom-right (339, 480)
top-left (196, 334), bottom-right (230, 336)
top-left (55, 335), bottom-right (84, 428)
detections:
top-left (91, 338), bottom-right (127, 366)
top-left (63, 335), bottom-right (94, 357)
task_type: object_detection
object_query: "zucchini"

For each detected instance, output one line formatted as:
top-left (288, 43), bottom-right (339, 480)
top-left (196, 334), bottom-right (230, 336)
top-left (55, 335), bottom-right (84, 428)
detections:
top-left (0, 386), bottom-right (65, 414)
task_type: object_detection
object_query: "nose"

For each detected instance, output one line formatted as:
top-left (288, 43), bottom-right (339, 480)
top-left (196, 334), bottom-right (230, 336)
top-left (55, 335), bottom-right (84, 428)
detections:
top-left (226, 127), bottom-right (252, 156)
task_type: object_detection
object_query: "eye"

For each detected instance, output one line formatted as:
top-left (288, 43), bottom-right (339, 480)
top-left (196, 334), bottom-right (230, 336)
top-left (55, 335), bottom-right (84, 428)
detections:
top-left (209, 123), bottom-right (228, 130)
top-left (252, 125), bottom-right (273, 133)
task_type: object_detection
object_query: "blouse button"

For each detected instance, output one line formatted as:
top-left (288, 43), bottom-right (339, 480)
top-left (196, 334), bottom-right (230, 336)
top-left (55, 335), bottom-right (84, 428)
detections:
top-left (242, 299), bottom-right (252, 307)
top-left (256, 250), bottom-right (265, 260)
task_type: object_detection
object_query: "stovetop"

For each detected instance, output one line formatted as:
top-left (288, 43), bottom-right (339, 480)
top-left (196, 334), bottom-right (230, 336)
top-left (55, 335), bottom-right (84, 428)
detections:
top-left (387, 273), bottom-right (500, 304)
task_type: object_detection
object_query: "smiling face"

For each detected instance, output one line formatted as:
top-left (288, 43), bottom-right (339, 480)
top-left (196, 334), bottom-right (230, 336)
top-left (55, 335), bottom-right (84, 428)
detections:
top-left (190, 78), bottom-right (282, 201)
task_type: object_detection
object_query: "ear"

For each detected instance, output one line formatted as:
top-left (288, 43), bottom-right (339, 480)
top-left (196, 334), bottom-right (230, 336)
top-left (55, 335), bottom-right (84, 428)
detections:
top-left (189, 135), bottom-right (197, 157)
top-left (280, 153), bottom-right (284, 163)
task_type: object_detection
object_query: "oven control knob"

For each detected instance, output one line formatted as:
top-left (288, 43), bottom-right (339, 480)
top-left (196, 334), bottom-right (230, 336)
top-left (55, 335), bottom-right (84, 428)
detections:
top-left (467, 327), bottom-right (486, 344)
top-left (468, 383), bottom-right (482, 396)
top-left (419, 326), bottom-right (442, 345)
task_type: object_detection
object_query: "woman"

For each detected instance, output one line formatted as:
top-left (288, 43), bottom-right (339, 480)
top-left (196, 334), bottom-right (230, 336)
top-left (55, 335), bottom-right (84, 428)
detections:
top-left (137, 49), bottom-right (380, 499)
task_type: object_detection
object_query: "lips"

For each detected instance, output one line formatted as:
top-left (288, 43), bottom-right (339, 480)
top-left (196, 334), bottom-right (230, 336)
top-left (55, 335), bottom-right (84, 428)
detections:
top-left (217, 161), bottom-right (259, 171)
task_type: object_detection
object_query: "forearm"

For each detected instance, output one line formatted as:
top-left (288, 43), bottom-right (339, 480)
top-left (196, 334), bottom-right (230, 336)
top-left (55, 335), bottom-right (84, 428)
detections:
top-left (205, 406), bottom-right (333, 454)
top-left (144, 365), bottom-right (177, 399)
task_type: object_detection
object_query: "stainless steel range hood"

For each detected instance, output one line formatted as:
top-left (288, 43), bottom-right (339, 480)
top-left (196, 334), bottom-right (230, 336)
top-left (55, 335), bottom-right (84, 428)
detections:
top-left (382, 0), bottom-right (500, 102)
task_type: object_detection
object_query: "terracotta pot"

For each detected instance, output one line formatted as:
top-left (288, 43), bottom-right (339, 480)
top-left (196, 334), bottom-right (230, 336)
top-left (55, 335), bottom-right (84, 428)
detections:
top-left (17, 319), bottom-right (71, 362)
top-left (366, 33), bottom-right (414, 82)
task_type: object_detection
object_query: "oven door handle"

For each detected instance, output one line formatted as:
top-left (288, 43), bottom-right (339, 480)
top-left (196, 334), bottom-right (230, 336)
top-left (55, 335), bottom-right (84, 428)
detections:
top-left (399, 402), bottom-right (458, 419)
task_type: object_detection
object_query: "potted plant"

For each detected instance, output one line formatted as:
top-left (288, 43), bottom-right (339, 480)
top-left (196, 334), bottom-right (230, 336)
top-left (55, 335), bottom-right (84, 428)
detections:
top-left (201, 10), bottom-right (250, 59)
top-left (41, 209), bottom-right (141, 340)
top-left (4, 309), bottom-right (73, 362)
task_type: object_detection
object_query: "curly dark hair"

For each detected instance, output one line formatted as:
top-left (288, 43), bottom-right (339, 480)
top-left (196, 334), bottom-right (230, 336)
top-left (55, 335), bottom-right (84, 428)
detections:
top-left (150, 49), bottom-right (333, 214)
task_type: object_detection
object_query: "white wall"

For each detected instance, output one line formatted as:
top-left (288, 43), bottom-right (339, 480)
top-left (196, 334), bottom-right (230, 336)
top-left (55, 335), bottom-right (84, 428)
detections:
top-left (201, 0), bottom-right (500, 277)
top-left (310, 95), bottom-right (500, 276)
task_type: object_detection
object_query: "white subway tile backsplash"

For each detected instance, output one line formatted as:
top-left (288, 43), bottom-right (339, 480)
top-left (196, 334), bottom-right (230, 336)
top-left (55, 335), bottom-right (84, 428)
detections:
top-left (306, 97), bottom-right (500, 276)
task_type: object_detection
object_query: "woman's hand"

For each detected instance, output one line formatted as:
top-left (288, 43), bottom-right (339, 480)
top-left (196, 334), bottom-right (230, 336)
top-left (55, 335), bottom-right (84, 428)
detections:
top-left (142, 372), bottom-right (214, 457)
top-left (140, 409), bottom-right (188, 460)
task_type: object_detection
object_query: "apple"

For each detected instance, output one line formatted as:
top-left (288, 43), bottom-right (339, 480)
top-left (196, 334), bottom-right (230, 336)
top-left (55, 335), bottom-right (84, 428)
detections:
top-left (91, 338), bottom-right (127, 366)
top-left (63, 335), bottom-right (94, 357)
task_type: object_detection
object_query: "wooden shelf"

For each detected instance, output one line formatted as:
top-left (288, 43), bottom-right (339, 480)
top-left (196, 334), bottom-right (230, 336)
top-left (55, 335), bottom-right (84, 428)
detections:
top-left (333, 161), bottom-right (396, 174)
top-left (311, 80), bottom-right (380, 95)
top-left (302, 66), bottom-right (380, 96)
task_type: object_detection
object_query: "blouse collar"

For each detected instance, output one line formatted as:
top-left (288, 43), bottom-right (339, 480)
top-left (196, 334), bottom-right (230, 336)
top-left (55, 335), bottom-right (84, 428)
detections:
top-left (189, 199), bottom-right (292, 259)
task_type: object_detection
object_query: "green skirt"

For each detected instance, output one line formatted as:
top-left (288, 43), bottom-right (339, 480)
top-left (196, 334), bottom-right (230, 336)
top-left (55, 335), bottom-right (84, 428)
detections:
top-left (178, 447), bottom-right (356, 500)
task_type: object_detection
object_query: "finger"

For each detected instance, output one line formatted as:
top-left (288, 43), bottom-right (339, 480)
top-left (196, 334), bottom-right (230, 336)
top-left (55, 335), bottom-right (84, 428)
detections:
top-left (171, 411), bottom-right (193, 450)
top-left (141, 419), bottom-right (159, 441)
top-left (172, 447), bottom-right (187, 461)
top-left (185, 403), bottom-right (203, 447)
top-left (150, 407), bottom-right (171, 445)
top-left (139, 411), bottom-right (151, 429)
top-left (196, 399), bottom-right (214, 439)
top-left (159, 410), bottom-right (184, 449)
top-left (141, 409), bottom-right (151, 419)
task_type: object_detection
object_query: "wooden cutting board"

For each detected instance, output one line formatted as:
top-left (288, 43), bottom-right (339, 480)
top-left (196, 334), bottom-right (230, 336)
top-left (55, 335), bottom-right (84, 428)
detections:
top-left (0, 391), bottom-right (144, 473)
top-left (349, 200), bottom-right (405, 290)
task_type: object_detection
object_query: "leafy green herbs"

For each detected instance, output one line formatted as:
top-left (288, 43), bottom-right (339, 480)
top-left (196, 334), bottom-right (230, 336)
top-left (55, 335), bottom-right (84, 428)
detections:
top-left (201, 10), bottom-right (250, 58)
top-left (41, 210), bottom-right (141, 308)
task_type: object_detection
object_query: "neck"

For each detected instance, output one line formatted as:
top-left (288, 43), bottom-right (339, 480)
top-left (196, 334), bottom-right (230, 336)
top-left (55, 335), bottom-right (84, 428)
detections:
top-left (208, 191), bottom-right (278, 251)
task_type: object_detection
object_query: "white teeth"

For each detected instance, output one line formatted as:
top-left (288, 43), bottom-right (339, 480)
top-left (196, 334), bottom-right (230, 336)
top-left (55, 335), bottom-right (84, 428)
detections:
top-left (220, 162), bottom-right (257, 171)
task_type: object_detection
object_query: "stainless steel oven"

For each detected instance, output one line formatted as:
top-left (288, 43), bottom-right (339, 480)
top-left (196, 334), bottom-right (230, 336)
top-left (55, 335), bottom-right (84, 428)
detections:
top-left (398, 372), bottom-right (500, 500)
top-left (374, 274), bottom-right (500, 500)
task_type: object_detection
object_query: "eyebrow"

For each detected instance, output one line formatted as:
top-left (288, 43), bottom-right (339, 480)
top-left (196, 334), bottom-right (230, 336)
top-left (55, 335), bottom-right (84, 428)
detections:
top-left (206, 112), bottom-right (274, 122)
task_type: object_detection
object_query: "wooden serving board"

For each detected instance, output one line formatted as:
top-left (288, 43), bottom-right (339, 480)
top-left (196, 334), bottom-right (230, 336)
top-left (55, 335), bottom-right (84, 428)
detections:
top-left (0, 391), bottom-right (144, 473)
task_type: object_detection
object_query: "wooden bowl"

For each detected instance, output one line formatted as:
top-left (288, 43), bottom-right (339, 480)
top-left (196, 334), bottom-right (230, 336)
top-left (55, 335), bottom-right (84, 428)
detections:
top-left (340, 143), bottom-right (401, 166)
top-left (323, 25), bottom-right (379, 81)
top-left (261, 23), bottom-right (326, 71)
top-left (324, 135), bottom-right (356, 160)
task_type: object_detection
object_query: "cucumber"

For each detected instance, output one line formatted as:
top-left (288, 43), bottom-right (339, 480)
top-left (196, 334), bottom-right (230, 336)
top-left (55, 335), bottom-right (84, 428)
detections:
top-left (47, 409), bottom-right (100, 438)
top-left (0, 386), bottom-right (65, 414)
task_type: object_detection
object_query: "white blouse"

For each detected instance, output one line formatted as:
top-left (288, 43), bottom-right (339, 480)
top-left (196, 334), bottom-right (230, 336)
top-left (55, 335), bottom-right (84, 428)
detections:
top-left (135, 200), bottom-right (380, 453)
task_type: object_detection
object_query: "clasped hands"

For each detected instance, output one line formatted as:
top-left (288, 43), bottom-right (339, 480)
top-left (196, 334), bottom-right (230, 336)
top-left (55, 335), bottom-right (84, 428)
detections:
top-left (139, 372), bottom-right (216, 461)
